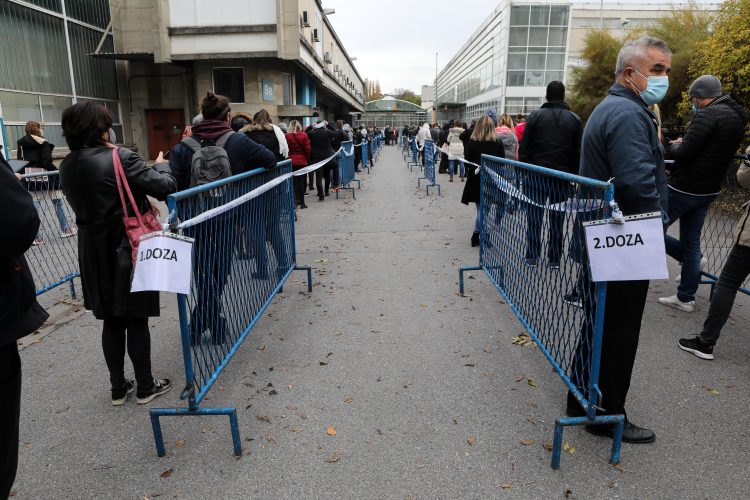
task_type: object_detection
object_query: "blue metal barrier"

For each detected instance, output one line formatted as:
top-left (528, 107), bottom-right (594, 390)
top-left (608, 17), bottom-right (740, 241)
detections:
top-left (19, 170), bottom-right (79, 298)
top-left (417, 140), bottom-right (440, 195)
top-left (336, 141), bottom-right (359, 199)
top-left (150, 160), bottom-right (313, 457)
top-left (407, 139), bottom-right (419, 171)
top-left (361, 140), bottom-right (370, 174)
top-left (458, 155), bottom-right (624, 469)
top-left (401, 134), bottom-right (410, 160)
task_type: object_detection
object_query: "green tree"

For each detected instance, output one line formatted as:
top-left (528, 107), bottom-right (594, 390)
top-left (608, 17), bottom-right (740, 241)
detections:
top-left (691, 0), bottom-right (750, 114)
top-left (568, 30), bottom-right (622, 122)
top-left (393, 89), bottom-right (422, 106)
top-left (650, 3), bottom-right (713, 124)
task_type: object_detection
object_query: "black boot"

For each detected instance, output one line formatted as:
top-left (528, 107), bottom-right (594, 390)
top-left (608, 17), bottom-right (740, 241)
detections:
top-left (471, 232), bottom-right (480, 247)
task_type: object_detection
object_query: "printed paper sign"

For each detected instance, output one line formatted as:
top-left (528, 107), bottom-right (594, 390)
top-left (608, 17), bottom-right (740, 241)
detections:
top-left (584, 213), bottom-right (668, 282)
top-left (131, 232), bottom-right (194, 294)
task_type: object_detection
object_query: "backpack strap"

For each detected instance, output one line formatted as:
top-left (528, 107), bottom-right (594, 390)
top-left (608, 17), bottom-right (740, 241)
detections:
top-left (181, 136), bottom-right (202, 153)
top-left (215, 131), bottom-right (235, 149)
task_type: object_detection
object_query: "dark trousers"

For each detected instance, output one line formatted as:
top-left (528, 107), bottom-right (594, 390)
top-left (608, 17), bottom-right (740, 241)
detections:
top-left (525, 178), bottom-right (570, 264)
top-left (307, 172), bottom-right (314, 190)
top-left (568, 279), bottom-right (650, 415)
top-left (102, 316), bottom-right (153, 391)
top-left (251, 196), bottom-right (290, 280)
top-left (316, 162), bottom-right (333, 197)
top-left (354, 147), bottom-right (362, 170)
top-left (189, 217), bottom-right (231, 340)
top-left (294, 173), bottom-right (307, 206)
top-left (699, 244), bottom-right (750, 346)
top-left (0, 344), bottom-right (21, 498)
top-left (331, 159), bottom-right (340, 187)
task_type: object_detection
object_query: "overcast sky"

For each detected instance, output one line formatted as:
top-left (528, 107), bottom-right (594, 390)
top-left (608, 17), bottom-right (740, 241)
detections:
top-left (321, 0), bottom-right (719, 95)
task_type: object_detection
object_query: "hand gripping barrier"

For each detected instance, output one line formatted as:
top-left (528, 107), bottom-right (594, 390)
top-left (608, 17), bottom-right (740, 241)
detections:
top-left (417, 140), bottom-right (440, 195)
top-left (458, 155), bottom-right (624, 469)
top-left (336, 140), bottom-right (360, 199)
top-left (691, 154), bottom-right (750, 297)
top-left (149, 160), bottom-right (313, 457)
top-left (19, 170), bottom-right (79, 298)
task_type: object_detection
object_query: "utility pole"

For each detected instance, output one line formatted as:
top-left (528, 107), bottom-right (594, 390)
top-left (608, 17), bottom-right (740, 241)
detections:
top-left (435, 52), bottom-right (438, 123)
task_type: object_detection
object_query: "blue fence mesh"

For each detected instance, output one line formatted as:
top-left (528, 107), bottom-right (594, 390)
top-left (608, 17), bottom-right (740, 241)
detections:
top-left (19, 170), bottom-right (79, 298)
top-left (361, 139), bottom-right (370, 173)
top-left (336, 140), bottom-right (359, 199)
top-left (407, 139), bottom-right (419, 171)
top-left (149, 160), bottom-right (312, 457)
top-left (459, 155), bottom-right (624, 469)
top-left (417, 140), bottom-right (440, 195)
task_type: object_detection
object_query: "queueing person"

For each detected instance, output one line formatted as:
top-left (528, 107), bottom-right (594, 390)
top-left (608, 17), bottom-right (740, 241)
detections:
top-left (286, 119), bottom-right (311, 209)
top-left (169, 92), bottom-right (277, 342)
top-left (678, 149), bottom-right (750, 359)
top-left (519, 81), bottom-right (582, 268)
top-left (241, 109), bottom-right (288, 162)
top-left (60, 101), bottom-right (177, 405)
top-left (658, 75), bottom-right (747, 312)
top-left (1, 155), bottom-right (49, 498)
top-left (447, 121), bottom-right (466, 182)
top-left (570, 36), bottom-right (672, 443)
top-left (461, 115), bottom-right (506, 247)
top-left (307, 120), bottom-right (337, 201)
top-left (17, 120), bottom-right (76, 243)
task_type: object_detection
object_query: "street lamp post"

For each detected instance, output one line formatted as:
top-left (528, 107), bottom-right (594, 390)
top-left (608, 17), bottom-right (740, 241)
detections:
top-left (435, 52), bottom-right (438, 123)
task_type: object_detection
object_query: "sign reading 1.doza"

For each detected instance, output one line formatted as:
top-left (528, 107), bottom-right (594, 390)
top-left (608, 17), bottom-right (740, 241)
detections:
top-left (584, 212), bottom-right (668, 282)
top-left (131, 232), bottom-right (194, 294)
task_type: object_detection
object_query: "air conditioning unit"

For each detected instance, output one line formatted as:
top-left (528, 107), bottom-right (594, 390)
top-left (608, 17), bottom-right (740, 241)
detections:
top-left (302, 11), bottom-right (310, 27)
top-left (334, 64), bottom-right (339, 73)
top-left (312, 29), bottom-right (320, 42)
top-left (324, 52), bottom-right (332, 64)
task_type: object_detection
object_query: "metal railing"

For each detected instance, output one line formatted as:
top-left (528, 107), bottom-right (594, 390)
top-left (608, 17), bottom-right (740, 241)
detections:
top-left (417, 140), bottom-right (440, 195)
top-left (149, 160), bottom-right (313, 457)
top-left (459, 155), bottom-right (623, 469)
top-left (336, 140), bottom-right (360, 199)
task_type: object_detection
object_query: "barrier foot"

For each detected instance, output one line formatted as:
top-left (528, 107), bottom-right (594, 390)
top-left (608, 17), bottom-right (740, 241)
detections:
top-left (354, 179), bottom-right (361, 189)
top-left (458, 265), bottom-right (482, 295)
top-left (295, 265), bottom-right (313, 292)
top-left (609, 416), bottom-right (625, 465)
top-left (552, 419), bottom-right (565, 469)
top-left (69, 278), bottom-right (77, 300)
top-left (551, 414), bottom-right (625, 469)
top-left (149, 407), bottom-right (242, 457)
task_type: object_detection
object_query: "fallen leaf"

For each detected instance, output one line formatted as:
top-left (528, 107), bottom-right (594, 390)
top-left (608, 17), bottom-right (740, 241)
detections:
top-left (452, 417), bottom-right (459, 425)
top-left (343, 396), bottom-right (353, 403)
top-left (563, 440), bottom-right (576, 455)
top-left (24, 443), bottom-right (32, 449)
top-left (521, 439), bottom-right (535, 446)
top-left (286, 405), bottom-right (298, 411)
top-left (291, 426), bottom-right (303, 433)
top-left (324, 451), bottom-right (342, 463)
top-left (467, 436), bottom-right (475, 446)
top-left (326, 426), bottom-right (337, 436)
top-left (515, 375), bottom-right (525, 382)
top-left (483, 347), bottom-right (492, 353)
top-left (175, 439), bottom-right (185, 447)
top-left (527, 379), bottom-right (537, 387)
top-left (319, 361), bottom-right (328, 366)
top-left (266, 435), bottom-right (276, 443)
top-left (543, 441), bottom-right (553, 451)
top-left (287, 385), bottom-right (293, 390)
top-left (420, 304), bottom-right (428, 308)
top-left (499, 482), bottom-right (512, 489)
top-left (565, 488), bottom-right (573, 498)
top-left (704, 386), bottom-right (720, 395)
top-left (159, 469), bottom-right (173, 478)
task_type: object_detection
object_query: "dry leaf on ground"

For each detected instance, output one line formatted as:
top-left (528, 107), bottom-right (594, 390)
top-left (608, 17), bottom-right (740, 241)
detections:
top-left (326, 426), bottom-right (337, 436)
top-left (175, 439), bottom-right (185, 447)
top-left (521, 439), bottom-right (535, 446)
top-left (325, 451), bottom-right (342, 463)
top-left (467, 436), bottom-right (475, 446)
top-left (499, 482), bottom-right (512, 489)
top-left (159, 469), bottom-right (173, 478)
top-left (527, 379), bottom-right (537, 387)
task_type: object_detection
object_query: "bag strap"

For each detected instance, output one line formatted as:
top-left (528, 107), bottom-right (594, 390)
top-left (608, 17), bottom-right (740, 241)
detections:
top-left (110, 147), bottom-right (146, 228)
top-left (181, 136), bottom-right (202, 153)
top-left (214, 131), bottom-right (235, 149)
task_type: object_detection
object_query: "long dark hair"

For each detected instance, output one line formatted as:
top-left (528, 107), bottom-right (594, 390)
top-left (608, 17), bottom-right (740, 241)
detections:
top-left (61, 101), bottom-right (113, 150)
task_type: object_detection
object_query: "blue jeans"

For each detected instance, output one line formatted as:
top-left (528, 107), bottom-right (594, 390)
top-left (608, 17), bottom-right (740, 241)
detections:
top-left (449, 159), bottom-right (464, 177)
top-left (33, 197), bottom-right (70, 236)
top-left (664, 188), bottom-right (716, 302)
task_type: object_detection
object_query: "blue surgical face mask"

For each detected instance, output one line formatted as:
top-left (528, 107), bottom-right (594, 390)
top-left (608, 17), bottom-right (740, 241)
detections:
top-left (691, 99), bottom-right (701, 113)
top-left (628, 68), bottom-right (669, 105)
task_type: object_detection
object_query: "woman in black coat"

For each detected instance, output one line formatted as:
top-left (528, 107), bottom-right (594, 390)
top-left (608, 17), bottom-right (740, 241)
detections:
top-left (306, 121), bottom-right (337, 200)
top-left (462, 115), bottom-right (505, 247)
top-left (17, 121), bottom-right (76, 242)
top-left (60, 102), bottom-right (177, 406)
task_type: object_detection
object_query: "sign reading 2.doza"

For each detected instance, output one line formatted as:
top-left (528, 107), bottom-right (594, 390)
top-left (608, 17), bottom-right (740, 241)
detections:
top-left (131, 232), bottom-right (194, 294)
top-left (584, 212), bottom-right (668, 282)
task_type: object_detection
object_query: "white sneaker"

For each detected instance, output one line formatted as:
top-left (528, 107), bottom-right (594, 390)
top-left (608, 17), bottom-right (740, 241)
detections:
top-left (658, 294), bottom-right (695, 312)
top-left (675, 257), bottom-right (708, 283)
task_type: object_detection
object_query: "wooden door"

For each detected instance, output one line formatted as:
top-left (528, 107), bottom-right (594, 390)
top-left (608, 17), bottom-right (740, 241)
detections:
top-left (146, 109), bottom-right (185, 160)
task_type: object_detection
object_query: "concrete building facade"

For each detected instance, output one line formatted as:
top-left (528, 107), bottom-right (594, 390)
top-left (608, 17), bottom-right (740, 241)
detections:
top-left (109, 0), bottom-right (364, 159)
top-left (434, 1), bottom-right (717, 123)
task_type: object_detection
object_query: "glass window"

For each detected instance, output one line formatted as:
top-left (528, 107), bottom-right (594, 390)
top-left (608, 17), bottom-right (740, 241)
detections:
top-left (213, 67), bottom-right (245, 103)
top-left (508, 27), bottom-right (528, 46)
top-left (510, 6), bottom-right (529, 25)
top-left (282, 73), bottom-right (292, 105)
top-left (529, 27), bottom-right (548, 46)
top-left (66, 0), bottom-right (110, 29)
top-left (0, 91), bottom-right (41, 122)
top-left (546, 53), bottom-right (565, 70)
top-left (40, 95), bottom-right (72, 123)
top-left (525, 97), bottom-right (543, 112)
top-left (104, 101), bottom-right (120, 122)
top-left (525, 70), bottom-right (545, 87)
top-left (550, 6), bottom-right (569, 26)
top-left (505, 97), bottom-right (524, 114)
top-left (548, 27), bottom-right (567, 46)
top-left (24, 0), bottom-right (62, 11)
top-left (507, 71), bottom-right (525, 87)
top-left (529, 6), bottom-right (550, 25)
top-left (527, 53), bottom-right (546, 70)
top-left (68, 25), bottom-right (118, 99)
top-left (508, 53), bottom-right (526, 70)
top-left (546, 71), bottom-right (565, 83)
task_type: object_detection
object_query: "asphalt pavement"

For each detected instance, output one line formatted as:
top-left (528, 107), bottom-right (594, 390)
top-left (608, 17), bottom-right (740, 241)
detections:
top-left (12, 145), bottom-right (750, 499)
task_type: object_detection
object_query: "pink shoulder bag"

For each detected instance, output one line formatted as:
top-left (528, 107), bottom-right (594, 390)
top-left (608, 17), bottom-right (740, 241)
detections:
top-left (111, 148), bottom-right (163, 265)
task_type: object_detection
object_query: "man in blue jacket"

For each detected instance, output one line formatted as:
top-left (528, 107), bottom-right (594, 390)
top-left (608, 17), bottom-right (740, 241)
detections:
top-left (569, 36), bottom-right (671, 444)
